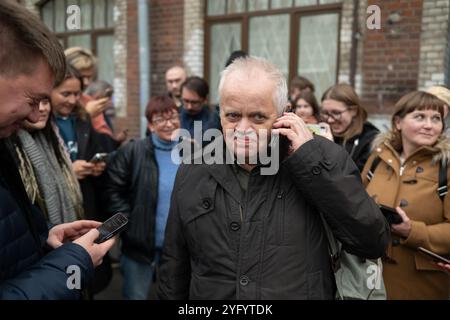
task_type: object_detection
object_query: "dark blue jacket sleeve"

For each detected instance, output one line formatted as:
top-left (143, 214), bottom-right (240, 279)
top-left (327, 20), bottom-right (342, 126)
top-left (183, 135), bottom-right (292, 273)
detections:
top-left (0, 243), bottom-right (94, 300)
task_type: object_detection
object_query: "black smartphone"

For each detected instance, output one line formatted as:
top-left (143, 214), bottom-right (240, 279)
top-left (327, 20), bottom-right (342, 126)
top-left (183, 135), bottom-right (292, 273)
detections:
top-left (94, 212), bottom-right (128, 244)
top-left (379, 204), bottom-right (403, 225)
top-left (89, 152), bottom-right (108, 163)
top-left (417, 247), bottom-right (450, 264)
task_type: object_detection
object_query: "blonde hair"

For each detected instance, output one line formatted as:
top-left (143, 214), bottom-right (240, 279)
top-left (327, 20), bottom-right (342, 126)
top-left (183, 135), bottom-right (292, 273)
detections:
top-left (64, 47), bottom-right (97, 73)
top-left (426, 86), bottom-right (450, 107)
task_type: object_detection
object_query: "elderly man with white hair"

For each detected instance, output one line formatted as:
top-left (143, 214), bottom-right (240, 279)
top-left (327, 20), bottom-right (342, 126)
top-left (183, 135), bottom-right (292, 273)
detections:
top-left (158, 57), bottom-right (389, 300)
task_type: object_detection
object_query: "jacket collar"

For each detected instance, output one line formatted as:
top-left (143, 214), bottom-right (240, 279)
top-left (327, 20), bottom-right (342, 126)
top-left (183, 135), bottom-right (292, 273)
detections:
top-left (372, 131), bottom-right (450, 164)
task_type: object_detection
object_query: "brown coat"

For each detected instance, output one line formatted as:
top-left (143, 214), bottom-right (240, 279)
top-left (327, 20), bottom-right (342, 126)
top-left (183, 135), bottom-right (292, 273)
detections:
top-left (361, 132), bottom-right (450, 299)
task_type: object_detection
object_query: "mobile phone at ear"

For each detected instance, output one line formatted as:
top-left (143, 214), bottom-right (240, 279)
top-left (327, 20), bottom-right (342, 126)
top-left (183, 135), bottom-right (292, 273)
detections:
top-left (379, 204), bottom-right (403, 225)
top-left (103, 88), bottom-right (113, 98)
top-left (94, 212), bottom-right (128, 244)
top-left (417, 247), bottom-right (450, 264)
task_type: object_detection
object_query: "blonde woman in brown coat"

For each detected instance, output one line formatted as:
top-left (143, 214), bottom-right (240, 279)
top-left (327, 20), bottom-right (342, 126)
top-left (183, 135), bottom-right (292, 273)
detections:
top-left (362, 91), bottom-right (450, 299)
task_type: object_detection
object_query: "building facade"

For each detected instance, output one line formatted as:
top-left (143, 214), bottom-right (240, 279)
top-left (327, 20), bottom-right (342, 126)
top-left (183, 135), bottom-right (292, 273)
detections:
top-left (22, 0), bottom-right (450, 137)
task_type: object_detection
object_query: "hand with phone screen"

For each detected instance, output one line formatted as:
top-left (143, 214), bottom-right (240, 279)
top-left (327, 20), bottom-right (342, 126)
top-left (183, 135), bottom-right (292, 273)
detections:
top-left (94, 212), bottom-right (128, 244)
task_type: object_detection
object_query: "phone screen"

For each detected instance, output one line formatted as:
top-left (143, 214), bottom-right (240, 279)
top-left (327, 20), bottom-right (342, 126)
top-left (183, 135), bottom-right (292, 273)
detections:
top-left (90, 153), bottom-right (108, 163)
top-left (95, 212), bottom-right (128, 244)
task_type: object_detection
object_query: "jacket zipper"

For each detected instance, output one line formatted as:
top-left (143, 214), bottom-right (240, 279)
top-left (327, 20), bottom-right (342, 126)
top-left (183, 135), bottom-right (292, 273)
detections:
top-left (400, 164), bottom-right (405, 176)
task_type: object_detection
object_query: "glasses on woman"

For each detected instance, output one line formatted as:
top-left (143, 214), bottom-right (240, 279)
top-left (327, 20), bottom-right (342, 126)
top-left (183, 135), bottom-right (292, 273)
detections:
top-left (295, 104), bottom-right (311, 109)
top-left (320, 109), bottom-right (349, 121)
top-left (152, 114), bottom-right (180, 126)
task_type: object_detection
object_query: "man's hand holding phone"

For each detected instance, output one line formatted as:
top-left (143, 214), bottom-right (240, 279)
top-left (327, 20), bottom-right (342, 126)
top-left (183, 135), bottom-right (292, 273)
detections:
top-left (47, 220), bottom-right (115, 268)
top-left (47, 220), bottom-right (102, 248)
top-left (74, 228), bottom-right (115, 267)
top-left (272, 112), bottom-right (313, 155)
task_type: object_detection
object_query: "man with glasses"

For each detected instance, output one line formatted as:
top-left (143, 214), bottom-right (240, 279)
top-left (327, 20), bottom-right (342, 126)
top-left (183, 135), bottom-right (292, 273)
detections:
top-left (104, 96), bottom-right (181, 299)
top-left (180, 76), bottom-right (220, 144)
top-left (0, 0), bottom-right (114, 299)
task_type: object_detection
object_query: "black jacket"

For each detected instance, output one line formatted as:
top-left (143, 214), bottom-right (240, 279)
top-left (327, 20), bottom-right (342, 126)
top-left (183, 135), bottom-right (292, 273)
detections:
top-left (334, 122), bottom-right (380, 172)
top-left (73, 117), bottom-right (116, 294)
top-left (104, 137), bottom-right (159, 264)
top-left (74, 117), bottom-right (116, 220)
top-left (0, 140), bottom-right (94, 299)
top-left (158, 136), bottom-right (390, 300)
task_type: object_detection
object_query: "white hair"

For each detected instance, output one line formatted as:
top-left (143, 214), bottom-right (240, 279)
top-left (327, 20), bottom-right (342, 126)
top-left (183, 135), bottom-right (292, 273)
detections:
top-left (218, 56), bottom-right (288, 116)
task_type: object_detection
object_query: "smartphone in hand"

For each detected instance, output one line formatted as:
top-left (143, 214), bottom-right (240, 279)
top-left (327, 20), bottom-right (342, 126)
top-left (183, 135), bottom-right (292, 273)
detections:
top-left (89, 153), bottom-right (108, 163)
top-left (94, 212), bottom-right (128, 244)
top-left (379, 204), bottom-right (403, 225)
top-left (417, 247), bottom-right (450, 264)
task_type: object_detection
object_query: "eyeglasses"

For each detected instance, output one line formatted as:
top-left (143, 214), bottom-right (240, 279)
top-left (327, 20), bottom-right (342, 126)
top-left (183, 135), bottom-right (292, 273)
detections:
top-left (152, 114), bottom-right (179, 126)
top-left (181, 98), bottom-right (203, 106)
top-left (320, 109), bottom-right (349, 121)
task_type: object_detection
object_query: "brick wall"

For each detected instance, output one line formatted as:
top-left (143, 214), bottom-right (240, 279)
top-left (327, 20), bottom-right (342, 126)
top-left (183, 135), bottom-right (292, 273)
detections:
top-left (183, 0), bottom-right (204, 77)
top-left (113, 0), bottom-right (128, 119)
top-left (150, 0), bottom-right (185, 96)
top-left (361, 0), bottom-right (423, 114)
top-left (338, 0), bottom-right (354, 86)
top-left (114, 0), bottom-right (141, 138)
top-left (417, 0), bottom-right (450, 89)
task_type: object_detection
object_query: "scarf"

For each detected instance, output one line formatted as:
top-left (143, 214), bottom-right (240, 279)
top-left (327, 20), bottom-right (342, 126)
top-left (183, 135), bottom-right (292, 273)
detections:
top-left (15, 129), bottom-right (84, 224)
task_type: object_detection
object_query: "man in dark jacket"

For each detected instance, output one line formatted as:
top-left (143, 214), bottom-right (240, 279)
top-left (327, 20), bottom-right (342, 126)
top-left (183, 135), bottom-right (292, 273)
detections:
top-left (0, 0), bottom-right (114, 299)
top-left (158, 57), bottom-right (390, 300)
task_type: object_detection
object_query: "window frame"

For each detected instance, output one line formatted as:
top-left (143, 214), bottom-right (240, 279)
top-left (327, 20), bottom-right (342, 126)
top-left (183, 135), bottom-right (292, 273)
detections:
top-left (204, 0), bottom-right (342, 94)
top-left (38, 0), bottom-right (114, 56)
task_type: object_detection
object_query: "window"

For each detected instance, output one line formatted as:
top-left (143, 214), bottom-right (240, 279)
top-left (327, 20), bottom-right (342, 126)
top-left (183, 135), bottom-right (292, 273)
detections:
top-left (205, 0), bottom-right (341, 104)
top-left (39, 0), bottom-right (115, 84)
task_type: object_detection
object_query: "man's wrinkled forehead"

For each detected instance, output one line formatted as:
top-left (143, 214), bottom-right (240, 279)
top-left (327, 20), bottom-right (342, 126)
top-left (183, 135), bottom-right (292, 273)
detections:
top-left (221, 70), bottom-right (274, 102)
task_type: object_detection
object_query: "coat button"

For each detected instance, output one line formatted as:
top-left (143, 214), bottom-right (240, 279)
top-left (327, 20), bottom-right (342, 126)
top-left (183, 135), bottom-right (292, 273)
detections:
top-left (202, 199), bottom-right (211, 209)
top-left (399, 199), bottom-right (408, 207)
top-left (230, 221), bottom-right (240, 231)
top-left (312, 166), bottom-right (321, 175)
top-left (416, 167), bottom-right (424, 173)
top-left (240, 275), bottom-right (250, 286)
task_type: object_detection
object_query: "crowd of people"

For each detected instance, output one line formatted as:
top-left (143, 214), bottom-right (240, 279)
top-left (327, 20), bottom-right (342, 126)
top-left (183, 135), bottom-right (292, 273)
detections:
top-left (1, 0), bottom-right (450, 300)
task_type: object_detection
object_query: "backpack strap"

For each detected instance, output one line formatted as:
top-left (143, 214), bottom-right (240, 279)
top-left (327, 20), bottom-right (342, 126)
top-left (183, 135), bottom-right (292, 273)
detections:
top-left (438, 160), bottom-right (448, 201)
top-left (318, 211), bottom-right (341, 272)
top-left (366, 156), bottom-right (381, 181)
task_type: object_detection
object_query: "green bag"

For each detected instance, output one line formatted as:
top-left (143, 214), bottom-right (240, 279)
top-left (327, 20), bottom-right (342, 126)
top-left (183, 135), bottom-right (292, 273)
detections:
top-left (320, 213), bottom-right (387, 300)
